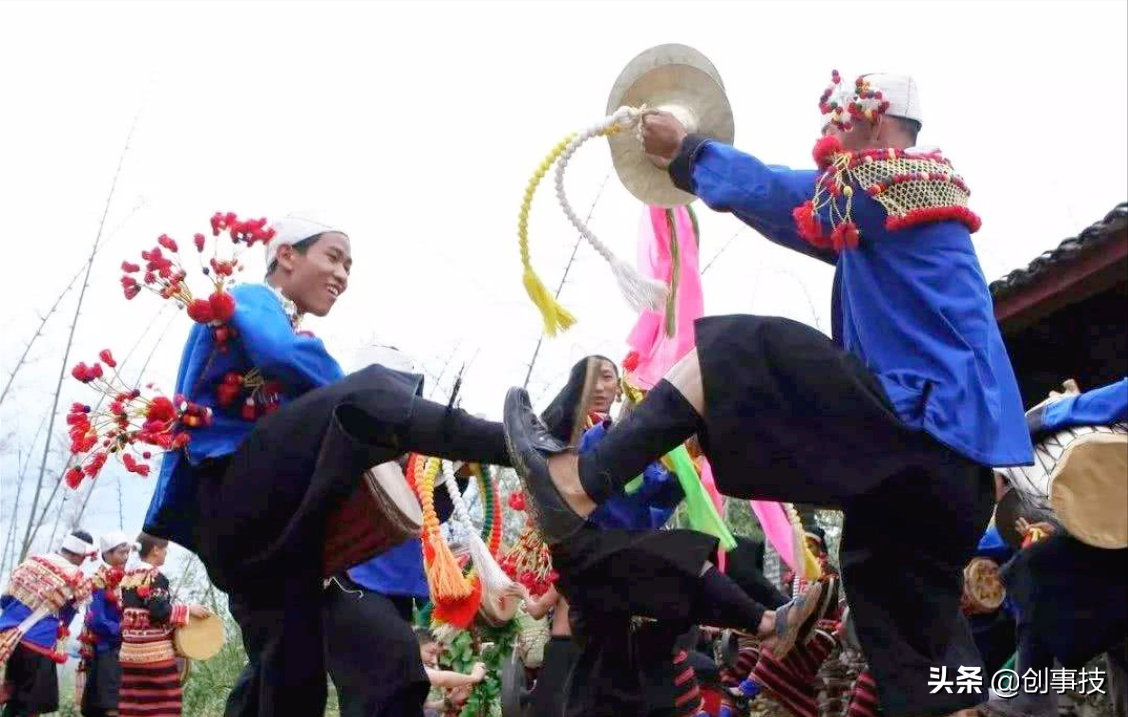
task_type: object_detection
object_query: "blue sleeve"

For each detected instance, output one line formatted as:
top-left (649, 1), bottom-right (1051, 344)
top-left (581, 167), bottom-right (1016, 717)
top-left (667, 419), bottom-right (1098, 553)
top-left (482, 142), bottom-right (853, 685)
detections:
top-left (669, 135), bottom-right (837, 266)
top-left (1042, 378), bottom-right (1128, 432)
top-left (87, 592), bottom-right (120, 641)
top-left (974, 527), bottom-right (1013, 564)
top-left (582, 423), bottom-right (683, 511)
top-left (636, 462), bottom-right (684, 512)
top-left (231, 284), bottom-right (345, 391)
top-left (578, 423), bottom-right (607, 453)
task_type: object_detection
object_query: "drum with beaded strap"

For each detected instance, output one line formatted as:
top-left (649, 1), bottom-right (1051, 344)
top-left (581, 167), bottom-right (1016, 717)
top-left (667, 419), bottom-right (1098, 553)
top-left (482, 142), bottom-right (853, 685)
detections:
top-left (997, 421), bottom-right (1127, 549)
top-left (322, 461), bottom-right (424, 579)
top-left (171, 612), bottom-right (226, 663)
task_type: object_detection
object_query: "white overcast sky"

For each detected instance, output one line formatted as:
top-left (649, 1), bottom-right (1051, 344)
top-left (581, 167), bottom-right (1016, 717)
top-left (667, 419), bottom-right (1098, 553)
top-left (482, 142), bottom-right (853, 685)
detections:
top-left (1, 0), bottom-right (1125, 561)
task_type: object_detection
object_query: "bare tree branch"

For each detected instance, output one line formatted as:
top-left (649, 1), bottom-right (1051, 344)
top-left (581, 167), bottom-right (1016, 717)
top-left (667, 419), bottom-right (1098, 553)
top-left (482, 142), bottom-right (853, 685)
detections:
top-left (20, 114), bottom-right (139, 560)
top-left (700, 228), bottom-right (745, 276)
top-left (0, 198), bottom-right (144, 408)
top-left (0, 269), bottom-right (83, 407)
top-left (771, 268), bottom-right (824, 333)
top-left (66, 309), bottom-right (178, 534)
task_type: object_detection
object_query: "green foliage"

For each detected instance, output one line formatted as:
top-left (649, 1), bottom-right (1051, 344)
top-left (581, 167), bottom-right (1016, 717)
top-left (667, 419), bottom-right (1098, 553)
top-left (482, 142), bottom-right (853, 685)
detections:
top-left (436, 619), bottom-right (518, 717)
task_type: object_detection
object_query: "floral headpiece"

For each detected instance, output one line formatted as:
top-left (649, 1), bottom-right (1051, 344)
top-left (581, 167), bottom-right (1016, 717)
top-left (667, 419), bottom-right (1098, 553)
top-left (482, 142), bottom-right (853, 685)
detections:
top-left (65, 352), bottom-right (211, 489)
top-left (120, 212), bottom-right (275, 351)
top-left (67, 212), bottom-right (275, 489)
top-left (819, 70), bottom-right (891, 131)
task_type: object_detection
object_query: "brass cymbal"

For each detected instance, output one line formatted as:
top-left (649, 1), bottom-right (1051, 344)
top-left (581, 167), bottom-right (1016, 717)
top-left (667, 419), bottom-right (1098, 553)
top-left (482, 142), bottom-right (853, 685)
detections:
top-left (606, 44), bottom-right (734, 207)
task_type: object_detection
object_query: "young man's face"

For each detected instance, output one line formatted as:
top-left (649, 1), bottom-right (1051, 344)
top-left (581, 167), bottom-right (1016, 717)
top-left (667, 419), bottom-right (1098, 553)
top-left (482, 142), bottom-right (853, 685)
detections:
top-left (588, 359), bottom-right (620, 414)
top-left (103, 544), bottom-right (130, 567)
top-left (276, 232), bottom-right (352, 317)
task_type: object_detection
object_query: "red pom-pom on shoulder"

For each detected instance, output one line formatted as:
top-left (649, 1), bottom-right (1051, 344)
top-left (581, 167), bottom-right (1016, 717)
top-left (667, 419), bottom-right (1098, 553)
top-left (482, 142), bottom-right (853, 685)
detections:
top-left (812, 134), bottom-right (843, 169)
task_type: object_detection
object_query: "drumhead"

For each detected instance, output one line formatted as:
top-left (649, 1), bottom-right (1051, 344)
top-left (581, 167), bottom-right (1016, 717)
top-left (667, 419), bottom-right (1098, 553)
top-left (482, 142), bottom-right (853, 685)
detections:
top-left (370, 463), bottom-right (423, 526)
top-left (174, 614), bottom-right (225, 661)
top-left (1050, 431), bottom-right (1128, 549)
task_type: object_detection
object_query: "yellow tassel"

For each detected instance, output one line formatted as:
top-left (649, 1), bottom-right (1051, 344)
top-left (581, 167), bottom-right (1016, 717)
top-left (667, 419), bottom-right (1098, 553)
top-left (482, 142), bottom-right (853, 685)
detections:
top-left (522, 267), bottom-right (576, 336)
top-left (416, 456), bottom-right (472, 601)
top-left (518, 133), bottom-right (579, 335)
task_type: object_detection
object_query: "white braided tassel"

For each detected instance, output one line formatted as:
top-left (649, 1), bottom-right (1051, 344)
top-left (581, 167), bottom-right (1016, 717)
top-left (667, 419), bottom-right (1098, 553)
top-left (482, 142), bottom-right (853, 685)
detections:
top-left (442, 460), bottom-right (514, 594)
top-left (553, 108), bottom-right (668, 313)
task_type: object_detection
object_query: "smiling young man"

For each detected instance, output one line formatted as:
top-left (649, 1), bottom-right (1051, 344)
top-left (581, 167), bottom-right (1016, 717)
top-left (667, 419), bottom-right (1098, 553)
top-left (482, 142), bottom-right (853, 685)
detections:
top-left (139, 214), bottom-right (531, 717)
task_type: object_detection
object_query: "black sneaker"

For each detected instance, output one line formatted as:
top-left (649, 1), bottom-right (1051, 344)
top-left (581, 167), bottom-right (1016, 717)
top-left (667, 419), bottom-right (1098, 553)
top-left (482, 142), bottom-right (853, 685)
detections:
top-left (503, 387), bottom-right (586, 544)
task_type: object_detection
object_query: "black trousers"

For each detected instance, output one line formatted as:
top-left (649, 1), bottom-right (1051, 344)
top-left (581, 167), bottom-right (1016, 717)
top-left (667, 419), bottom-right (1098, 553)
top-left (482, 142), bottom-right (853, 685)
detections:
top-left (564, 609), bottom-right (691, 717)
top-left (693, 315), bottom-right (997, 717)
top-left (1002, 533), bottom-right (1128, 668)
top-left (1, 644), bottom-right (58, 717)
top-left (80, 647), bottom-right (122, 717)
top-left (322, 579), bottom-right (429, 717)
top-left (223, 570), bottom-right (328, 717)
top-left (186, 366), bottom-right (504, 717)
top-left (533, 636), bottom-right (582, 717)
top-left (837, 457), bottom-right (994, 717)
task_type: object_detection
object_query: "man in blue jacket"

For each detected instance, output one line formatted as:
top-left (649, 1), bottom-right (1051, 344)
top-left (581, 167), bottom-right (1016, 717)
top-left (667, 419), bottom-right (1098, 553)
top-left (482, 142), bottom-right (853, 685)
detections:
top-left (506, 73), bottom-right (1032, 717)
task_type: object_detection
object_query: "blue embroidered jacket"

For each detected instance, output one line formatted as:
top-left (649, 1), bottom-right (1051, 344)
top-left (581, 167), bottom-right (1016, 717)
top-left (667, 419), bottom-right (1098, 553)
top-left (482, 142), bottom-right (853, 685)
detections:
top-left (144, 283), bottom-right (344, 549)
top-left (82, 575), bottom-right (122, 655)
top-left (670, 137), bottom-right (1033, 468)
top-left (0, 555), bottom-right (83, 652)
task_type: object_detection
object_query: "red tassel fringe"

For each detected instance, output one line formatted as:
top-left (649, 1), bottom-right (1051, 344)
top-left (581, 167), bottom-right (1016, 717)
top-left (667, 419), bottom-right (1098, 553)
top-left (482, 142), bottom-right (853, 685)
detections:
top-left (433, 577), bottom-right (482, 629)
top-left (885, 205), bottom-right (982, 233)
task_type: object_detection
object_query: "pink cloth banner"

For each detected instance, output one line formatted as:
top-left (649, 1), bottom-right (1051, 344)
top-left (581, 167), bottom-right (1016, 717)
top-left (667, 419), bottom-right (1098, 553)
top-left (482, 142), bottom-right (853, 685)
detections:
top-left (625, 206), bottom-right (704, 390)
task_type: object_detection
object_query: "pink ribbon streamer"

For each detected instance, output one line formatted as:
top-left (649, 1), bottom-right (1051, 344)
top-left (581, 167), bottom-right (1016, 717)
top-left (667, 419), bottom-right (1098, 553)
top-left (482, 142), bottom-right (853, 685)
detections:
top-left (750, 500), bottom-right (800, 574)
top-left (625, 206), bottom-right (704, 390)
top-left (623, 205), bottom-right (803, 575)
top-left (626, 206), bottom-right (728, 568)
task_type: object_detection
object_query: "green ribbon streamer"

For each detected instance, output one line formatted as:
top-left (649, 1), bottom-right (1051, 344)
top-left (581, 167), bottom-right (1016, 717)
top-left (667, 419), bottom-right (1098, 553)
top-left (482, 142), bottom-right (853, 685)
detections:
top-left (623, 446), bottom-right (735, 552)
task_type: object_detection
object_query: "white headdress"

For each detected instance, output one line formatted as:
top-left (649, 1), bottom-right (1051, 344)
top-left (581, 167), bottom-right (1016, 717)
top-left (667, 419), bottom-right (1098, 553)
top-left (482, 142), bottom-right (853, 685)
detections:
top-left (61, 532), bottom-right (96, 557)
top-left (861, 73), bottom-right (922, 124)
top-left (264, 213), bottom-right (349, 271)
top-left (98, 530), bottom-right (131, 556)
top-left (820, 71), bottom-right (922, 130)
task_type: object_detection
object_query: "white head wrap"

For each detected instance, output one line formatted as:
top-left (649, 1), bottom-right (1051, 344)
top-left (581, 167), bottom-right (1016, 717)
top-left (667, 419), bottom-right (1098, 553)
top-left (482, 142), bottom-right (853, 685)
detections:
top-left (98, 530), bottom-right (131, 556)
top-left (861, 73), bottom-right (923, 124)
top-left (61, 532), bottom-right (95, 557)
top-left (264, 213), bottom-right (349, 272)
